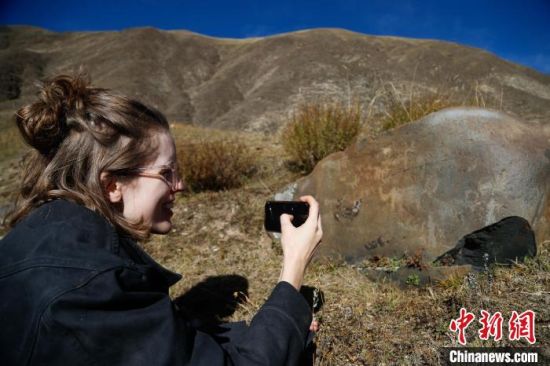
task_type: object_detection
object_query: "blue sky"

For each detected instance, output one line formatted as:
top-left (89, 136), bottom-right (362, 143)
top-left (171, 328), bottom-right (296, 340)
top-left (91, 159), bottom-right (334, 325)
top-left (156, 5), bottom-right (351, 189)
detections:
top-left (1, 0), bottom-right (549, 74)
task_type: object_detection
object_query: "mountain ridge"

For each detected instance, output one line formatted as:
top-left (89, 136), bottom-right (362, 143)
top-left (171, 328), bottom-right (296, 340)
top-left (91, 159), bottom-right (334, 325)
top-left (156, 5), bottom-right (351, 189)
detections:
top-left (1, 26), bottom-right (548, 132)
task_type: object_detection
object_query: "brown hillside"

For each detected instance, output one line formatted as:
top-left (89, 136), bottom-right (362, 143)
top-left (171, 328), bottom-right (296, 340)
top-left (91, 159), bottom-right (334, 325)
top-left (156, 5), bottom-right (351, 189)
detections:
top-left (1, 26), bottom-right (549, 131)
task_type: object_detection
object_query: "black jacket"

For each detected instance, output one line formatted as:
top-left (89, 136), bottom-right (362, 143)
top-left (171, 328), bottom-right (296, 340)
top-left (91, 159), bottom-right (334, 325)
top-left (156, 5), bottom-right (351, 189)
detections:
top-left (0, 199), bottom-right (312, 365)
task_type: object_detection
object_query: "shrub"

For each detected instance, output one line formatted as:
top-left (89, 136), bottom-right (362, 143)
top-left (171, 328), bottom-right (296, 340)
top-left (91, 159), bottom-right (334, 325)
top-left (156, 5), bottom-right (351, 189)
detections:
top-left (176, 139), bottom-right (256, 192)
top-left (282, 101), bottom-right (362, 173)
top-left (405, 249), bottom-right (428, 271)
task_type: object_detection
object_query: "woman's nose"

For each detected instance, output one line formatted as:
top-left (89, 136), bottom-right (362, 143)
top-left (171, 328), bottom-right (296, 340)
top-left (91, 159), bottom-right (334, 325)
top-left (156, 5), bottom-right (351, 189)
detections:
top-left (173, 177), bottom-right (185, 193)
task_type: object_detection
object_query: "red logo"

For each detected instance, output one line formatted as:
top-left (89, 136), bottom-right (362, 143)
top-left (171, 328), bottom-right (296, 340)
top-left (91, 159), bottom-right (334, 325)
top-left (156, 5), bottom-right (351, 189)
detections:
top-left (478, 310), bottom-right (503, 341)
top-left (508, 310), bottom-right (536, 344)
top-left (449, 308), bottom-right (536, 345)
top-left (449, 308), bottom-right (476, 345)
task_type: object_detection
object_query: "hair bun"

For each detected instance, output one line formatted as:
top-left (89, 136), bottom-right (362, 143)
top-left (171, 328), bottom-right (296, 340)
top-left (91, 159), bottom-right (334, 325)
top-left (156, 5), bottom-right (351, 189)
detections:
top-left (15, 74), bottom-right (90, 155)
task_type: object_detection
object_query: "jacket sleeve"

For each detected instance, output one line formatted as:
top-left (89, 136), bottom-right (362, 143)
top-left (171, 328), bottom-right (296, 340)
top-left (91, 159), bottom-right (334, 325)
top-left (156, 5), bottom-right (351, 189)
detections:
top-left (219, 281), bottom-right (313, 366)
top-left (31, 267), bottom-right (312, 366)
top-left (31, 266), bottom-right (212, 366)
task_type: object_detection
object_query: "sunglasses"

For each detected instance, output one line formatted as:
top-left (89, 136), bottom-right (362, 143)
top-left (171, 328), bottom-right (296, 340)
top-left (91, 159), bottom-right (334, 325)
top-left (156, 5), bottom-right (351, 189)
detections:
top-left (120, 164), bottom-right (183, 192)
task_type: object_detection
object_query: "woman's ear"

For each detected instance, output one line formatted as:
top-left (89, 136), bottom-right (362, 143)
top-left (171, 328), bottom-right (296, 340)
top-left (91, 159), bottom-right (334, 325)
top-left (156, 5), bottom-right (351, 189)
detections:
top-left (100, 172), bottom-right (123, 203)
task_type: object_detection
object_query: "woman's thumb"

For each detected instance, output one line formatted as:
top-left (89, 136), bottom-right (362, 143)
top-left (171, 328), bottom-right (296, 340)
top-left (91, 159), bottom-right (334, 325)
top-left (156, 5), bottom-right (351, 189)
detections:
top-left (280, 214), bottom-right (294, 229)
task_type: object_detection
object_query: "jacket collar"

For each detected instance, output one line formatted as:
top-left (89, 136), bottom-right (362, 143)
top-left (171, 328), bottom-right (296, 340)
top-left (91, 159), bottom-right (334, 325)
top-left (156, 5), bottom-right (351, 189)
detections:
top-left (42, 199), bottom-right (182, 287)
top-left (118, 235), bottom-right (182, 287)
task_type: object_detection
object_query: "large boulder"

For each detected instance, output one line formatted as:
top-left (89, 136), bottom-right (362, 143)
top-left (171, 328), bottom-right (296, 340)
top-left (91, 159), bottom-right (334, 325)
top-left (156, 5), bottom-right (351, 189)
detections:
top-left (287, 107), bottom-right (550, 262)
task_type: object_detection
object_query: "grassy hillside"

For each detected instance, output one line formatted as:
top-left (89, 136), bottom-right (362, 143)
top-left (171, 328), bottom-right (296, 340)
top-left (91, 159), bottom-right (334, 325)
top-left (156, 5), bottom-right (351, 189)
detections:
top-left (0, 122), bottom-right (548, 365)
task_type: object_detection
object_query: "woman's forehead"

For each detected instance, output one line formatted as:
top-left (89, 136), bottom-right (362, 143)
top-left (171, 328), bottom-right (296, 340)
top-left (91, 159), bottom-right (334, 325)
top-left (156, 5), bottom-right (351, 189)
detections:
top-left (152, 132), bottom-right (176, 163)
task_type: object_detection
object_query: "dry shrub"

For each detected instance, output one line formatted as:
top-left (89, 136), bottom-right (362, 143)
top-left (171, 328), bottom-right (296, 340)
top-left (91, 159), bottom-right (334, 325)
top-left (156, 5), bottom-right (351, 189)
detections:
top-left (282, 101), bottom-right (362, 173)
top-left (177, 139), bottom-right (256, 192)
top-left (404, 249), bottom-right (429, 271)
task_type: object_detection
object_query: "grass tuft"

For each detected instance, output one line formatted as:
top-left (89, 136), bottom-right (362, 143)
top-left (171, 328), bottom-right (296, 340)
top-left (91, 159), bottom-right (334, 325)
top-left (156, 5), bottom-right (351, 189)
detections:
top-left (378, 81), bottom-right (505, 131)
top-left (380, 83), bottom-right (456, 130)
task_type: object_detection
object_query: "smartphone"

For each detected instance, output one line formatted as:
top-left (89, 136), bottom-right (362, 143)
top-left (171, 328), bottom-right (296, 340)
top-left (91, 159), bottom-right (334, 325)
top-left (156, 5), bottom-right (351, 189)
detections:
top-left (264, 201), bottom-right (310, 232)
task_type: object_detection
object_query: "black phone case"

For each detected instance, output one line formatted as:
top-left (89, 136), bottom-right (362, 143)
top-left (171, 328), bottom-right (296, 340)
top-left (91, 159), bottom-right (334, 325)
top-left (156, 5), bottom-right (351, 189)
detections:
top-left (264, 201), bottom-right (310, 232)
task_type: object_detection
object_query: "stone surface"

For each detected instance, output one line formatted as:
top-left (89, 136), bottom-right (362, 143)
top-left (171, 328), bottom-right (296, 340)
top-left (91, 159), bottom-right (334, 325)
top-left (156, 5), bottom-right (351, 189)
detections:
top-left (290, 107), bottom-right (550, 261)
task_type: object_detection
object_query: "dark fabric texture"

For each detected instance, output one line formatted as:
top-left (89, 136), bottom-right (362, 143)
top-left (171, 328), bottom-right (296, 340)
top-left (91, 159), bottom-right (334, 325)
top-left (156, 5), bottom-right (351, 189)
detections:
top-left (435, 216), bottom-right (537, 270)
top-left (0, 199), bottom-right (312, 365)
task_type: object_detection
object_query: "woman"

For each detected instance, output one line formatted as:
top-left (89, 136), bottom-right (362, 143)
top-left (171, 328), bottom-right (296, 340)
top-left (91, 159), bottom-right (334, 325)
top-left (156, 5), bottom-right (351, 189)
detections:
top-left (0, 74), bottom-right (323, 365)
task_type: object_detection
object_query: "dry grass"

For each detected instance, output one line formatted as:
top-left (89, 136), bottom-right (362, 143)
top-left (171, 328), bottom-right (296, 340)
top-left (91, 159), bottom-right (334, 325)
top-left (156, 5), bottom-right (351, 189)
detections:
top-left (381, 88), bottom-right (455, 130)
top-left (0, 125), bottom-right (26, 161)
top-left (281, 101), bottom-right (362, 173)
top-left (0, 122), bottom-right (548, 365)
top-left (377, 82), bottom-right (505, 132)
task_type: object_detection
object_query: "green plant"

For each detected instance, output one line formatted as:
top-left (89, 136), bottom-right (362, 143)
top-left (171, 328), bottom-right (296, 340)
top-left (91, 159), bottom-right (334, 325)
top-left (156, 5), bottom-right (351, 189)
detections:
top-left (406, 273), bottom-right (421, 286)
top-left (281, 101), bottom-right (362, 173)
top-left (176, 139), bottom-right (256, 192)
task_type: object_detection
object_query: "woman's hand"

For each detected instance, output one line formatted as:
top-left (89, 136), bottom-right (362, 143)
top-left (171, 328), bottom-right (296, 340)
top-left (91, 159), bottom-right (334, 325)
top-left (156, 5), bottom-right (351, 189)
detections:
top-left (310, 319), bottom-right (320, 332)
top-left (278, 195), bottom-right (323, 290)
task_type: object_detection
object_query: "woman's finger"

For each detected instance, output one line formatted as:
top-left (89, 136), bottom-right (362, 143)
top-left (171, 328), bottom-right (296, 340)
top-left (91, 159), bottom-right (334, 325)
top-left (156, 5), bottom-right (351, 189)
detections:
top-left (317, 213), bottom-right (323, 234)
top-left (299, 195), bottom-right (319, 226)
top-left (309, 319), bottom-right (320, 332)
top-left (280, 214), bottom-right (294, 232)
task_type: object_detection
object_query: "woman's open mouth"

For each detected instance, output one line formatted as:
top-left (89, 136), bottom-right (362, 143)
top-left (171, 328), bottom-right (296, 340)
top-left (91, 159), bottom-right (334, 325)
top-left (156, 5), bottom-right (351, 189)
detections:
top-left (163, 201), bottom-right (174, 216)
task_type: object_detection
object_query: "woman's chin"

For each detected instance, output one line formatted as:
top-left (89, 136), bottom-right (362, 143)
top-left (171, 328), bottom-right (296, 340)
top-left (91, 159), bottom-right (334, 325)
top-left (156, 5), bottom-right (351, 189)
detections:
top-left (151, 221), bottom-right (172, 235)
